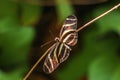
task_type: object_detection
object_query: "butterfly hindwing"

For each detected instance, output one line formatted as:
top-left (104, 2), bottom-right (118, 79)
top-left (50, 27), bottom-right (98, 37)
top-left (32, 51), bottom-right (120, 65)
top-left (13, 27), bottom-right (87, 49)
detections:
top-left (57, 43), bottom-right (71, 63)
top-left (43, 42), bottom-right (71, 73)
top-left (43, 43), bottom-right (59, 73)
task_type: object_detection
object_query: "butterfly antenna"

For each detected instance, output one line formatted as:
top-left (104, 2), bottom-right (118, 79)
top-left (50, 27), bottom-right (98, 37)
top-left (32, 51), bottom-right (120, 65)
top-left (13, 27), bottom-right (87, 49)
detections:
top-left (49, 30), bottom-right (55, 39)
top-left (23, 45), bottom-right (53, 80)
top-left (76, 3), bottom-right (120, 32)
top-left (40, 30), bottom-right (55, 48)
top-left (40, 40), bottom-right (54, 48)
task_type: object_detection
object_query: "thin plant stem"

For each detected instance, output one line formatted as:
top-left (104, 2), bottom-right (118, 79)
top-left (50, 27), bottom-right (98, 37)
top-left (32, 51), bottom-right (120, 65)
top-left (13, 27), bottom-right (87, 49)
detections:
top-left (23, 45), bottom-right (53, 80)
top-left (76, 3), bottom-right (120, 32)
top-left (23, 3), bottom-right (120, 80)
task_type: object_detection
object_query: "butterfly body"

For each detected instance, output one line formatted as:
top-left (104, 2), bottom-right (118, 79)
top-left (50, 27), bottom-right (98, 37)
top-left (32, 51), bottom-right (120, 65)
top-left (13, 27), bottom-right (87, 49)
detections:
top-left (43, 15), bottom-right (78, 74)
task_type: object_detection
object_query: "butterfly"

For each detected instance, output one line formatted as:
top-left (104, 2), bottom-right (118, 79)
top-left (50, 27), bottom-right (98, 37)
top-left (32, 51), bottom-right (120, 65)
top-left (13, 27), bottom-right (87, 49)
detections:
top-left (43, 15), bottom-right (78, 74)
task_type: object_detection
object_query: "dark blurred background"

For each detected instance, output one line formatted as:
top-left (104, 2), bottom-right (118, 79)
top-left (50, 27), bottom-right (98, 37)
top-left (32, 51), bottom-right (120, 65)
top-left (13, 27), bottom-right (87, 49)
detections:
top-left (0, 0), bottom-right (120, 80)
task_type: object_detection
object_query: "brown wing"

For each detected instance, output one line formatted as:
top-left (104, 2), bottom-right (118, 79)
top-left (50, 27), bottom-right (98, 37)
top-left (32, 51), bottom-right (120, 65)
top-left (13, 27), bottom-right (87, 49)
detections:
top-left (43, 42), bottom-right (71, 74)
top-left (43, 43), bottom-right (59, 74)
top-left (57, 43), bottom-right (71, 63)
top-left (59, 15), bottom-right (78, 46)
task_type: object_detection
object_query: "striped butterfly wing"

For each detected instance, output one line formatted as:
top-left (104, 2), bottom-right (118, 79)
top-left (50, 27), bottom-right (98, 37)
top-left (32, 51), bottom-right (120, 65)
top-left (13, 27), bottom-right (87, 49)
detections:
top-left (43, 15), bottom-right (78, 73)
top-left (43, 42), bottom-right (71, 73)
top-left (57, 43), bottom-right (71, 63)
top-left (59, 15), bottom-right (78, 46)
top-left (43, 43), bottom-right (59, 74)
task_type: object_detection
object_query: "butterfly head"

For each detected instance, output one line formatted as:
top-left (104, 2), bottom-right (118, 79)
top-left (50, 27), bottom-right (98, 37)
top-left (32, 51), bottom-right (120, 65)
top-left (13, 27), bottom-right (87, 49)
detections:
top-left (55, 37), bottom-right (60, 42)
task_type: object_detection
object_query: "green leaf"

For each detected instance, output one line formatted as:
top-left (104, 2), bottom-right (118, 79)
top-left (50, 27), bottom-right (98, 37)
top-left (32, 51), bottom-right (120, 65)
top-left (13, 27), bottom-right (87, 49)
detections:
top-left (21, 3), bottom-right (42, 25)
top-left (93, 5), bottom-right (120, 35)
top-left (0, 67), bottom-right (26, 80)
top-left (112, 65), bottom-right (120, 80)
top-left (0, 70), bottom-right (7, 80)
top-left (0, 18), bottom-right (35, 66)
top-left (56, 0), bottom-right (74, 21)
top-left (89, 56), bottom-right (120, 80)
top-left (0, 17), bottom-right (19, 33)
top-left (0, 0), bottom-right (18, 18)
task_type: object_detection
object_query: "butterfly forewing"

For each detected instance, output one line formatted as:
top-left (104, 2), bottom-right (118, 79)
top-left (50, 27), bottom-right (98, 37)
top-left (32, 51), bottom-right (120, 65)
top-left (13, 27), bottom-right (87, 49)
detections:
top-left (60, 15), bottom-right (77, 36)
top-left (59, 15), bottom-right (78, 46)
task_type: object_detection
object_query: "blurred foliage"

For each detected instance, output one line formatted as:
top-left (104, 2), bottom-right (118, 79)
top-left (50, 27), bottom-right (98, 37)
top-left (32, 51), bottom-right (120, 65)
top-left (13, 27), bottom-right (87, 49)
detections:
top-left (0, 67), bottom-right (25, 80)
top-left (0, 0), bottom-right (36, 80)
top-left (21, 3), bottom-right (42, 25)
top-left (93, 5), bottom-right (120, 35)
top-left (0, 0), bottom-right (120, 80)
top-left (56, 0), bottom-right (74, 21)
